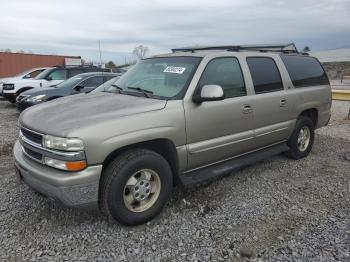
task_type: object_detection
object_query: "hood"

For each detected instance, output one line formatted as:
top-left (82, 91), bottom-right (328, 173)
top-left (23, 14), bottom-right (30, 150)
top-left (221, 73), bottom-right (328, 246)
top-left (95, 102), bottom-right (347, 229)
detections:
top-left (20, 92), bottom-right (167, 136)
top-left (9, 78), bottom-right (44, 86)
top-left (0, 77), bottom-right (12, 83)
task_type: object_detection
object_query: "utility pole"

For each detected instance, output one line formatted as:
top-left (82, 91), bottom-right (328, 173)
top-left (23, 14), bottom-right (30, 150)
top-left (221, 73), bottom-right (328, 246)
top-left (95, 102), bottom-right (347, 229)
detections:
top-left (98, 40), bottom-right (102, 68)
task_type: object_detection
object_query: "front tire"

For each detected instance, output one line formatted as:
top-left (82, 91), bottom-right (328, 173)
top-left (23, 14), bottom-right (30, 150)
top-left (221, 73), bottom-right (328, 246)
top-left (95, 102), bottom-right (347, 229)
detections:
top-left (100, 149), bottom-right (173, 226)
top-left (285, 116), bottom-right (315, 159)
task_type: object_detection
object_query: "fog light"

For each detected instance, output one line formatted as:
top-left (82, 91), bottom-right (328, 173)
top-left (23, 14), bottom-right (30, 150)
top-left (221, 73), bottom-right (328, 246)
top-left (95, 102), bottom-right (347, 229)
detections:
top-left (44, 157), bottom-right (87, 171)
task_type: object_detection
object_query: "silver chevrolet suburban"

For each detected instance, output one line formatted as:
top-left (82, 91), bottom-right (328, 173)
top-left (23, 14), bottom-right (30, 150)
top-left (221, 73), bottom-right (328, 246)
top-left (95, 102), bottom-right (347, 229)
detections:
top-left (14, 44), bottom-right (331, 225)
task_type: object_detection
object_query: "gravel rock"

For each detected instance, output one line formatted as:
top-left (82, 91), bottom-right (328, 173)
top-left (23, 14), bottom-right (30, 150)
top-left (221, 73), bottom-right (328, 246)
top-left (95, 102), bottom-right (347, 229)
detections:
top-left (0, 100), bottom-right (349, 261)
top-left (239, 248), bottom-right (253, 258)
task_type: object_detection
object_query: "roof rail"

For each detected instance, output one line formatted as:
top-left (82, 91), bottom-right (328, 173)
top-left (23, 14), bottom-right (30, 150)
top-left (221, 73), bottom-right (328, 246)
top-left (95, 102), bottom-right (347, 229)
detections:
top-left (171, 43), bottom-right (299, 54)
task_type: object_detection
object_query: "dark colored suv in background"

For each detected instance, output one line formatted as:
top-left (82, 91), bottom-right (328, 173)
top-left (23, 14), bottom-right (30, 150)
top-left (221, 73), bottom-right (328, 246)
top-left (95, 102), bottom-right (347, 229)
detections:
top-left (16, 72), bottom-right (119, 110)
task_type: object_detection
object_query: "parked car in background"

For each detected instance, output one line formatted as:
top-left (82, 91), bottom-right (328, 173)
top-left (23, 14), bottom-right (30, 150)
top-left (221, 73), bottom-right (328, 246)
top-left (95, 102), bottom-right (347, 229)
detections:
top-left (2, 66), bottom-right (110, 103)
top-left (16, 72), bottom-right (119, 111)
top-left (14, 44), bottom-right (331, 225)
top-left (0, 67), bottom-right (47, 96)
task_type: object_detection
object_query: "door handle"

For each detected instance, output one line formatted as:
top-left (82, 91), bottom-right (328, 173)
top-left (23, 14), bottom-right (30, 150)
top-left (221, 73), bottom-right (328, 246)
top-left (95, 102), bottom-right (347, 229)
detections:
top-left (242, 105), bottom-right (253, 114)
top-left (280, 98), bottom-right (287, 107)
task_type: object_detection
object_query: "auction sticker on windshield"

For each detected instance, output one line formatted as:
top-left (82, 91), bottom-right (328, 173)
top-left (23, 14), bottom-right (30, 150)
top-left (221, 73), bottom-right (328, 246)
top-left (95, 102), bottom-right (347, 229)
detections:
top-left (163, 66), bottom-right (186, 74)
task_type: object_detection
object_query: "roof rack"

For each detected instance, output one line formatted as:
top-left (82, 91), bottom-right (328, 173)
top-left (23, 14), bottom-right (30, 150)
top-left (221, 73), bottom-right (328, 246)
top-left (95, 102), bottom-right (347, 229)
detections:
top-left (171, 43), bottom-right (299, 54)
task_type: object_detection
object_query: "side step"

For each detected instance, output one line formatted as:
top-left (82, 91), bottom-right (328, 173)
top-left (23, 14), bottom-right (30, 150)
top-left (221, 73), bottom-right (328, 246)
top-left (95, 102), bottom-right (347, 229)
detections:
top-left (179, 143), bottom-right (289, 186)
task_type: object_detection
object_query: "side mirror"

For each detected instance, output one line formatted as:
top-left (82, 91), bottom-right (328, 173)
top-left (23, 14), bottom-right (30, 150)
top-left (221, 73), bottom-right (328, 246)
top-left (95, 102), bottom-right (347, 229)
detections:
top-left (73, 85), bottom-right (84, 92)
top-left (193, 84), bottom-right (225, 103)
top-left (46, 76), bottom-right (52, 81)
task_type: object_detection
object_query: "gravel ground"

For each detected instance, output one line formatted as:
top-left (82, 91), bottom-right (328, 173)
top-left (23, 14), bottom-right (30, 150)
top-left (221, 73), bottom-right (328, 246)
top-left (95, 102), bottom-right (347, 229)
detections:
top-left (0, 98), bottom-right (349, 261)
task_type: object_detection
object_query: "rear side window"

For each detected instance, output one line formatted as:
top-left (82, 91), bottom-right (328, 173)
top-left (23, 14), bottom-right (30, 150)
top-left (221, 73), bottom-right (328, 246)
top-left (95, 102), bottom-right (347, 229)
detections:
top-left (281, 55), bottom-right (329, 87)
top-left (247, 57), bottom-right (283, 94)
top-left (199, 57), bottom-right (246, 98)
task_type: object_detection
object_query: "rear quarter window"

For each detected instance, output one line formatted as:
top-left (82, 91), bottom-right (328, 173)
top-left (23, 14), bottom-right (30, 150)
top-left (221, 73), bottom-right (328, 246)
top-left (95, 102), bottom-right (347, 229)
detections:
top-left (280, 55), bottom-right (329, 87)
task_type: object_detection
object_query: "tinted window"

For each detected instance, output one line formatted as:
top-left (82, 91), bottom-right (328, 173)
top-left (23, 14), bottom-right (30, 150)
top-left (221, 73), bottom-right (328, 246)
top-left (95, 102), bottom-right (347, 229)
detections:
top-left (247, 57), bottom-right (283, 94)
top-left (104, 75), bottom-right (116, 82)
top-left (69, 69), bottom-right (84, 77)
top-left (281, 55), bottom-right (329, 87)
top-left (80, 76), bottom-right (104, 87)
top-left (48, 69), bottom-right (68, 80)
top-left (199, 57), bottom-right (246, 98)
top-left (55, 75), bottom-right (84, 89)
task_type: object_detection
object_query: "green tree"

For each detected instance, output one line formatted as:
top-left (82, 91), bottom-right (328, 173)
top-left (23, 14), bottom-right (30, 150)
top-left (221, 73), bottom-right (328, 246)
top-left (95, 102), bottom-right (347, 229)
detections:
top-left (105, 61), bottom-right (116, 68)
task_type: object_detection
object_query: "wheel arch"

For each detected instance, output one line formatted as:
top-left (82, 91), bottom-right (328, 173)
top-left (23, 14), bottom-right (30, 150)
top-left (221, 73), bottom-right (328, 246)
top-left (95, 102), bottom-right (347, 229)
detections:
top-left (299, 108), bottom-right (318, 127)
top-left (17, 86), bottom-right (35, 95)
top-left (101, 138), bottom-right (180, 185)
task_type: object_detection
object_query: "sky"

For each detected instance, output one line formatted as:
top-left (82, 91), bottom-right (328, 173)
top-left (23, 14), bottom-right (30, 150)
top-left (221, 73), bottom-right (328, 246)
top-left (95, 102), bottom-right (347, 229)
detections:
top-left (0, 0), bottom-right (349, 65)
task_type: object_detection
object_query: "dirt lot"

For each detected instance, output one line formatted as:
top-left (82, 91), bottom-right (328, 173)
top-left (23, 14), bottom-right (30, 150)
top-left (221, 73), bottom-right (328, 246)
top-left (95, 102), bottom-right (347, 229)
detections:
top-left (0, 98), bottom-right (349, 261)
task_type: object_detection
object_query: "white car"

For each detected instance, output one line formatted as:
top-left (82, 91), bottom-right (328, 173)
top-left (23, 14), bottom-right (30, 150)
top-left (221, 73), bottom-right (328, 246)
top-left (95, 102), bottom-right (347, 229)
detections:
top-left (2, 66), bottom-right (109, 103)
top-left (0, 67), bottom-right (47, 96)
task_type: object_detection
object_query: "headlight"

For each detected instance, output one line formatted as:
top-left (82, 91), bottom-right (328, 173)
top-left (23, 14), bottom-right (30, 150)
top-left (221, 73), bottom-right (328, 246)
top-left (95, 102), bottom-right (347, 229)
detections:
top-left (43, 135), bottom-right (84, 151)
top-left (27, 94), bottom-right (46, 102)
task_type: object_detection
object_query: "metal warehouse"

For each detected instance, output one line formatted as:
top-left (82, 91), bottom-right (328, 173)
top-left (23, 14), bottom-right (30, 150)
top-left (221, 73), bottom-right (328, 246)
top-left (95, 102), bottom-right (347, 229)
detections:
top-left (0, 52), bottom-right (81, 77)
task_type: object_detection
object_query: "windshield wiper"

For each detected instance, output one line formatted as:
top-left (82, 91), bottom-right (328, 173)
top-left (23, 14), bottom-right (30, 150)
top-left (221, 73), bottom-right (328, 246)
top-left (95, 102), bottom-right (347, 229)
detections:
top-left (127, 86), bottom-right (153, 98)
top-left (111, 84), bottom-right (123, 90)
top-left (108, 84), bottom-right (124, 94)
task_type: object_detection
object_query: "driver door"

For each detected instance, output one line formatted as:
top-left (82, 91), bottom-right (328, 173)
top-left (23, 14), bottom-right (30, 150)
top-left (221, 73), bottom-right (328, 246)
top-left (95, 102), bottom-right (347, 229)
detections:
top-left (184, 57), bottom-right (256, 170)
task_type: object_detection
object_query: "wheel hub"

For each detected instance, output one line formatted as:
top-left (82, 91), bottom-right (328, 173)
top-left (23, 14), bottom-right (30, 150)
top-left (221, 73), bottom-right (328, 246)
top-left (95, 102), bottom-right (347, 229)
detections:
top-left (297, 126), bottom-right (310, 152)
top-left (123, 169), bottom-right (161, 212)
top-left (132, 179), bottom-right (152, 201)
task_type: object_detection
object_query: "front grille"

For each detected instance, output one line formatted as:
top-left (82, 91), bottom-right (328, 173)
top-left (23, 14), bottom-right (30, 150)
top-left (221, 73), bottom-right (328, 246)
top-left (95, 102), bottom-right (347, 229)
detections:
top-left (3, 84), bottom-right (14, 90)
top-left (23, 146), bottom-right (43, 162)
top-left (21, 128), bottom-right (43, 145)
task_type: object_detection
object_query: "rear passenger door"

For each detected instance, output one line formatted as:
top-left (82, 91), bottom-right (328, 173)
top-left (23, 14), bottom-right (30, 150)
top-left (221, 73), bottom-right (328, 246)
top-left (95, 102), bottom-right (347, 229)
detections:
top-left (246, 57), bottom-right (295, 147)
top-left (185, 57), bottom-right (256, 170)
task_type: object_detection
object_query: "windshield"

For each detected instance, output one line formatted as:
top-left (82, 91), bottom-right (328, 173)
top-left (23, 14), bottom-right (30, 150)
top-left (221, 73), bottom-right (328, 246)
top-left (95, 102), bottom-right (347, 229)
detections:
top-left (35, 68), bottom-right (54, 80)
top-left (14, 69), bottom-right (34, 77)
top-left (55, 75), bottom-right (85, 89)
top-left (95, 57), bottom-right (201, 99)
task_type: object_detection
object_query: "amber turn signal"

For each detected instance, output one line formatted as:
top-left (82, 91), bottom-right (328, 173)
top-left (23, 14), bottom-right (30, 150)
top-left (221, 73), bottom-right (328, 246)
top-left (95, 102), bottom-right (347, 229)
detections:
top-left (65, 160), bottom-right (87, 171)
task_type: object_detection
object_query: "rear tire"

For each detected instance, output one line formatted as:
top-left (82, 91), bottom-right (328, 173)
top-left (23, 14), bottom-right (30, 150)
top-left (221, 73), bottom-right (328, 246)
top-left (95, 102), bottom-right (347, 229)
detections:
top-left (285, 116), bottom-right (315, 160)
top-left (100, 149), bottom-right (173, 226)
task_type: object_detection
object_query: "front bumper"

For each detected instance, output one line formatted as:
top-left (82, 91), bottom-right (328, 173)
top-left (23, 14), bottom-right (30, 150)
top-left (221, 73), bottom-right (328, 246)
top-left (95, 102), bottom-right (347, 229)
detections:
top-left (2, 92), bottom-right (16, 102)
top-left (13, 140), bottom-right (102, 209)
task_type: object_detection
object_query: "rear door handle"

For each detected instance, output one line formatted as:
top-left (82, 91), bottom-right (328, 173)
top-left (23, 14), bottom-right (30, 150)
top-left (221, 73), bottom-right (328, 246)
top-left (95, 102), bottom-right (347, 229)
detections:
top-left (242, 105), bottom-right (253, 114)
top-left (280, 98), bottom-right (287, 107)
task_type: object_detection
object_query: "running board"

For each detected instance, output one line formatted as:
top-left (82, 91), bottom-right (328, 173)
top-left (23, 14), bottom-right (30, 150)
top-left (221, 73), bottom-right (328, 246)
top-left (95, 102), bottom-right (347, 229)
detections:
top-left (179, 143), bottom-right (289, 186)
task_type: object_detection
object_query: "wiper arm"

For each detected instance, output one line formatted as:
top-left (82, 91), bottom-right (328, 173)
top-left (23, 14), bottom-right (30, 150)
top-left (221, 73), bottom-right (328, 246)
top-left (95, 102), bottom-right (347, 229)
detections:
top-left (109, 84), bottom-right (124, 94)
top-left (111, 84), bottom-right (123, 90)
top-left (127, 86), bottom-right (153, 97)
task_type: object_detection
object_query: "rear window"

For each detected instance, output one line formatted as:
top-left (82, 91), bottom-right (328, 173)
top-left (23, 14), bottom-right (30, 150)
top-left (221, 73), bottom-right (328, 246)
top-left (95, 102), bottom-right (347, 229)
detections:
top-left (280, 55), bottom-right (329, 87)
top-left (246, 57), bottom-right (284, 94)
